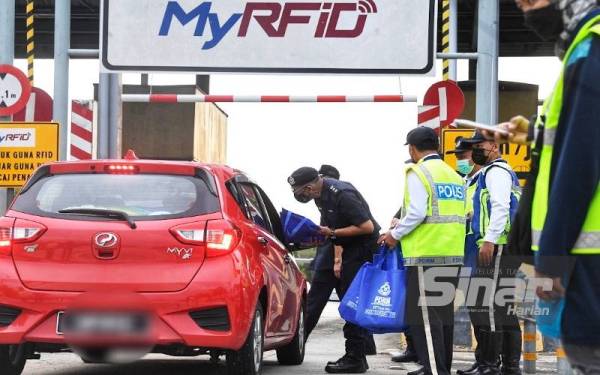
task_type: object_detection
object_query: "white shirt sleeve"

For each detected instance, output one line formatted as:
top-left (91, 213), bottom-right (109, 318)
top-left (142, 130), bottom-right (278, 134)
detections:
top-left (483, 167), bottom-right (512, 244)
top-left (391, 171), bottom-right (428, 240)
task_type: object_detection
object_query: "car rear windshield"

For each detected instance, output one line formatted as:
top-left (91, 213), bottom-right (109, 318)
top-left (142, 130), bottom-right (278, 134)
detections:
top-left (11, 173), bottom-right (221, 220)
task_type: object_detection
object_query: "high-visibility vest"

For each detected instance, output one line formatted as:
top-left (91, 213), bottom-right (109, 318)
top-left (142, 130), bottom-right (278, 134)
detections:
top-left (400, 158), bottom-right (466, 266)
top-left (532, 16), bottom-right (600, 254)
top-left (472, 160), bottom-right (521, 245)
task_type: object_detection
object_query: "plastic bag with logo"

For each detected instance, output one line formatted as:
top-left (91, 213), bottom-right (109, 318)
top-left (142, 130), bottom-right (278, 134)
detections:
top-left (338, 263), bottom-right (368, 327)
top-left (354, 245), bottom-right (408, 333)
top-left (281, 209), bottom-right (326, 250)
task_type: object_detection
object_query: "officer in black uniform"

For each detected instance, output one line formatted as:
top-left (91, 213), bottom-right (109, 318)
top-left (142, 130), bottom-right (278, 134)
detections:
top-left (288, 166), bottom-right (380, 374)
top-left (305, 165), bottom-right (377, 356)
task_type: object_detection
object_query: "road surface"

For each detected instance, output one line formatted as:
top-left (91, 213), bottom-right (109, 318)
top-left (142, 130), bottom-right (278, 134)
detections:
top-left (23, 303), bottom-right (558, 374)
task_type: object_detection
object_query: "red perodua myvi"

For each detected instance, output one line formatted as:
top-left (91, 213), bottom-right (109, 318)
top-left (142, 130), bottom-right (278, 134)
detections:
top-left (0, 155), bottom-right (307, 375)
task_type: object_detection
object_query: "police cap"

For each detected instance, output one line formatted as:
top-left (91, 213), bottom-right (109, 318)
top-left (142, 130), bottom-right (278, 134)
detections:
top-left (405, 127), bottom-right (439, 149)
top-left (288, 167), bottom-right (319, 188)
top-left (318, 164), bottom-right (340, 180)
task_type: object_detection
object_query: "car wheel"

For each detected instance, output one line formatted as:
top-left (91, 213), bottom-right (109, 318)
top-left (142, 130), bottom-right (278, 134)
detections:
top-left (276, 304), bottom-right (305, 365)
top-left (0, 345), bottom-right (27, 375)
top-left (226, 304), bottom-right (264, 375)
top-left (77, 348), bottom-right (109, 364)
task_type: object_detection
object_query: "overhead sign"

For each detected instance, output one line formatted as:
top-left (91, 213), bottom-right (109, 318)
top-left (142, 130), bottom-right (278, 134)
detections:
top-left (423, 81), bottom-right (465, 127)
top-left (101, 0), bottom-right (436, 74)
top-left (0, 65), bottom-right (32, 117)
top-left (441, 128), bottom-right (531, 184)
top-left (0, 123), bottom-right (59, 188)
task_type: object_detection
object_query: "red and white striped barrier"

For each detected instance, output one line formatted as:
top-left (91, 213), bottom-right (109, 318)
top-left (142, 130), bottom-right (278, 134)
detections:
top-left (70, 101), bottom-right (94, 160)
top-left (122, 94), bottom-right (417, 103)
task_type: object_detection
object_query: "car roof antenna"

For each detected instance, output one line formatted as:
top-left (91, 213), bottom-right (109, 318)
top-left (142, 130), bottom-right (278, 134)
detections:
top-left (124, 149), bottom-right (139, 160)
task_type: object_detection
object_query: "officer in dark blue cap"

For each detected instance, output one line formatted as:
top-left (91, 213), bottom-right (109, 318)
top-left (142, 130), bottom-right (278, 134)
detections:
top-left (288, 166), bottom-right (381, 374)
top-left (304, 165), bottom-right (377, 356)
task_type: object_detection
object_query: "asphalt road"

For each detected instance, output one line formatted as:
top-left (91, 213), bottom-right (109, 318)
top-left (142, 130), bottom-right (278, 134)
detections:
top-left (23, 303), bottom-right (559, 375)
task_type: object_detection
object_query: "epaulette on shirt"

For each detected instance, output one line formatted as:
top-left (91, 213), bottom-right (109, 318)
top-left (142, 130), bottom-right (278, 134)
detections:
top-left (329, 185), bottom-right (340, 194)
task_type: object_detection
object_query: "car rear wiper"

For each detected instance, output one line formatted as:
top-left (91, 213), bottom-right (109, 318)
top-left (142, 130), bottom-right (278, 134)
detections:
top-left (58, 208), bottom-right (137, 229)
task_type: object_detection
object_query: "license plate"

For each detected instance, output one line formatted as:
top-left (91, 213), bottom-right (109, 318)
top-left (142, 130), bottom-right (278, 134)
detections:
top-left (56, 311), bottom-right (149, 336)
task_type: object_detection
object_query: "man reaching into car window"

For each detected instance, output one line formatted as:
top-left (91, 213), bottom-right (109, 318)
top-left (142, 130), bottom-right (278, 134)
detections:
top-left (288, 166), bottom-right (380, 374)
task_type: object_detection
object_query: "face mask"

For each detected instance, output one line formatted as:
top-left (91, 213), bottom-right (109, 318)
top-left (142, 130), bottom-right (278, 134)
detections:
top-left (471, 148), bottom-right (490, 166)
top-left (294, 192), bottom-right (312, 203)
top-left (456, 159), bottom-right (475, 176)
top-left (524, 4), bottom-right (563, 42)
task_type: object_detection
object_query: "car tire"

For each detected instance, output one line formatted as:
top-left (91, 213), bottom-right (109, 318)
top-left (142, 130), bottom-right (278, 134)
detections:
top-left (0, 345), bottom-right (27, 375)
top-left (226, 304), bottom-right (264, 375)
top-left (276, 304), bottom-right (305, 365)
top-left (77, 348), bottom-right (109, 364)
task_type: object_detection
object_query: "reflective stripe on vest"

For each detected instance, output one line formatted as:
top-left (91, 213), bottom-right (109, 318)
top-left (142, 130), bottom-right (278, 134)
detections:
top-left (531, 16), bottom-right (600, 253)
top-left (400, 158), bottom-right (466, 266)
top-left (472, 161), bottom-right (521, 245)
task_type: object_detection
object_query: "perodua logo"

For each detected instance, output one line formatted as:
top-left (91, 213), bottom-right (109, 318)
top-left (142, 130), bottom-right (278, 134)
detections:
top-left (94, 233), bottom-right (118, 248)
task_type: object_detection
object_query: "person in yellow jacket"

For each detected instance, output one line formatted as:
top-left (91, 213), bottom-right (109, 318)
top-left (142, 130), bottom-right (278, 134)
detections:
top-left (486, 0), bottom-right (600, 372)
top-left (380, 127), bottom-right (466, 375)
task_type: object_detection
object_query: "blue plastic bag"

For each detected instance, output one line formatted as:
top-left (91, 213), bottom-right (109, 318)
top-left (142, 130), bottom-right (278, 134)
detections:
top-left (355, 245), bottom-right (408, 333)
top-left (535, 297), bottom-right (564, 339)
top-left (281, 209), bottom-right (325, 249)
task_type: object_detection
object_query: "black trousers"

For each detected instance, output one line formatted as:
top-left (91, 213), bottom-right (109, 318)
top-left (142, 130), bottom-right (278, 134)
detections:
top-left (406, 266), bottom-right (459, 375)
top-left (468, 245), bottom-right (522, 366)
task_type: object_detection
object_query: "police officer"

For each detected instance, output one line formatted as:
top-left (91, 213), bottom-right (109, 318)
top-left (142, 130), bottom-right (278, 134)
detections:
top-left (463, 132), bottom-right (522, 375)
top-left (446, 137), bottom-right (490, 375)
top-left (288, 166), bottom-right (381, 373)
top-left (488, 1), bottom-right (600, 371)
top-left (305, 165), bottom-right (377, 356)
top-left (379, 127), bottom-right (466, 375)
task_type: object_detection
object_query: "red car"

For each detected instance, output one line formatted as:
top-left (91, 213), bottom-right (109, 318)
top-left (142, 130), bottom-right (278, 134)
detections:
top-left (0, 156), bottom-right (307, 375)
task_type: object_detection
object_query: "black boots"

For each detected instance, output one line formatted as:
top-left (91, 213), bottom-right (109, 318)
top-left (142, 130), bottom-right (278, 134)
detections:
top-left (457, 362), bottom-right (481, 375)
top-left (325, 355), bottom-right (368, 374)
top-left (476, 330), bottom-right (502, 375)
top-left (392, 332), bottom-right (419, 363)
top-left (500, 331), bottom-right (522, 375)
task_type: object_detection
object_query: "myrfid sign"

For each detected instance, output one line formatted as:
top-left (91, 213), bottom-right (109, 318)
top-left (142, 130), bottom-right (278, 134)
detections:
top-left (100, 0), bottom-right (436, 74)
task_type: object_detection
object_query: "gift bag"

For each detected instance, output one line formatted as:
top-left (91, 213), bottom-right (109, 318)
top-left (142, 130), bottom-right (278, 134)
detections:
top-left (355, 246), bottom-right (407, 333)
top-left (338, 263), bottom-right (368, 326)
top-left (281, 209), bottom-right (326, 249)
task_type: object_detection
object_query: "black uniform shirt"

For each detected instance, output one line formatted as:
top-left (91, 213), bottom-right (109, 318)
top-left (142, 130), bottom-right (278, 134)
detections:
top-left (318, 178), bottom-right (380, 263)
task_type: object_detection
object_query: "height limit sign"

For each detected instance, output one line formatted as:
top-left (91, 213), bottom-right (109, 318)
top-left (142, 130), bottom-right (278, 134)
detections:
top-left (0, 123), bottom-right (58, 188)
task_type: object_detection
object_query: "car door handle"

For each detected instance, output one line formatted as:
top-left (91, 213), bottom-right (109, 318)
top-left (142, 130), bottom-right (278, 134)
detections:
top-left (283, 254), bottom-right (292, 264)
top-left (257, 236), bottom-right (269, 246)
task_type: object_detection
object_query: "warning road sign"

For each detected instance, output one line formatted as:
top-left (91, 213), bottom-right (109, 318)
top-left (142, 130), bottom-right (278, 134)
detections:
top-left (0, 65), bottom-right (32, 117)
top-left (423, 80), bottom-right (465, 127)
top-left (0, 123), bottom-right (59, 188)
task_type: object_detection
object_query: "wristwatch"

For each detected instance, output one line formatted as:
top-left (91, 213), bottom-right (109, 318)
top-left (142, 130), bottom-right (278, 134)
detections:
top-left (330, 229), bottom-right (337, 240)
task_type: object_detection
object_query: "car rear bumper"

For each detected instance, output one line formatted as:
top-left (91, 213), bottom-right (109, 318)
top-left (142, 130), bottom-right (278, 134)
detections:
top-left (0, 253), bottom-right (259, 351)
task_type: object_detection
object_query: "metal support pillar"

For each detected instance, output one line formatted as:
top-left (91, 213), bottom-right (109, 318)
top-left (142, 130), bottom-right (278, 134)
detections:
top-left (108, 74), bottom-right (122, 159)
top-left (0, 0), bottom-right (16, 214)
top-left (475, 0), bottom-right (499, 125)
top-left (53, 0), bottom-right (70, 161)
top-left (97, 73), bottom-right (110, 159)
top-left (449, 0), bottom-right (458, 80)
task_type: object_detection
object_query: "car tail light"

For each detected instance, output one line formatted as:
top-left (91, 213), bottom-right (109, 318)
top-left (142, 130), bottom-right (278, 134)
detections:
top-left (170, 220), bottom-right (240, 257)
top-left (205, 220), bottom-right (240, 257)
top-left (13, 219), bottom-right (46, 243)
top-left (0, 218), bottom-right (46, 256)
top-left (105, 165), bottom-right (139, 174)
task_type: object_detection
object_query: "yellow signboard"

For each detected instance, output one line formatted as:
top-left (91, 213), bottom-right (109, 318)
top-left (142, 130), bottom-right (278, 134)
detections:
top-left (0, 123), bottom-right (59, 188)
top-left (442, 128), bottom-right (531, 184)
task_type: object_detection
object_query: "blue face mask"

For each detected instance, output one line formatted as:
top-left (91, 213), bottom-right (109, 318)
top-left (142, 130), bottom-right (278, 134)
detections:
top-left (456, 159), bottom-right (474, 176)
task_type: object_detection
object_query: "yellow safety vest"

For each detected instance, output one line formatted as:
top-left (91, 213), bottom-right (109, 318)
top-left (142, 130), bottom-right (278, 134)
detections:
top-left (400, 158), bottom-right (466, 266)
top-left (532, 16), bottom-right (600, 254)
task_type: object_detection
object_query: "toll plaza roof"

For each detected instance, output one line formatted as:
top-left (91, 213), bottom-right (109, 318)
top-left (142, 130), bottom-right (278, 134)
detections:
top-left (13, 0), bottom-right (554, 59)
